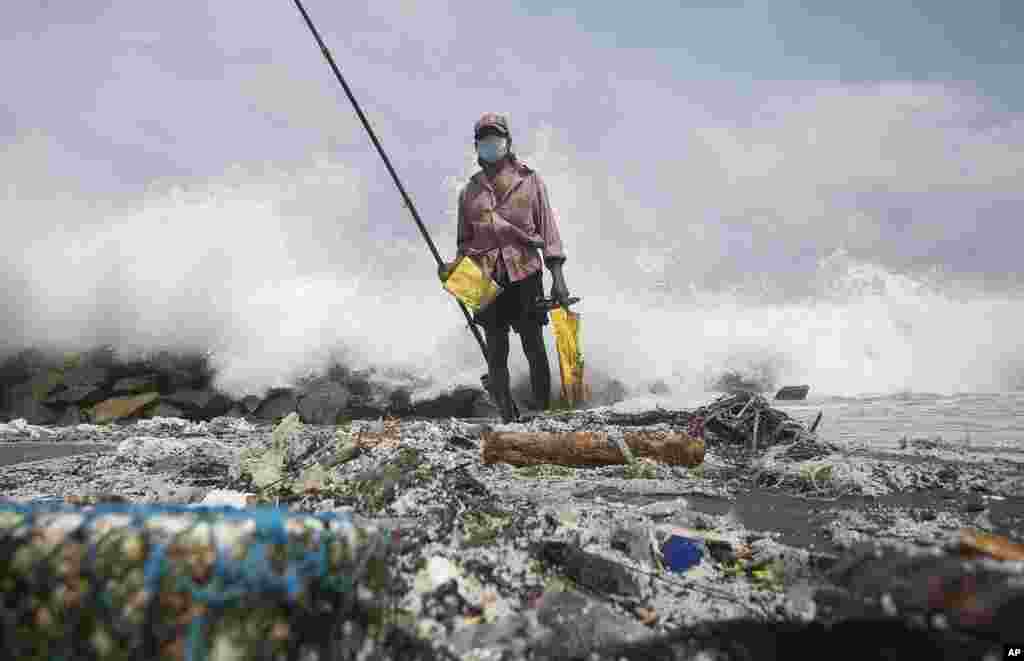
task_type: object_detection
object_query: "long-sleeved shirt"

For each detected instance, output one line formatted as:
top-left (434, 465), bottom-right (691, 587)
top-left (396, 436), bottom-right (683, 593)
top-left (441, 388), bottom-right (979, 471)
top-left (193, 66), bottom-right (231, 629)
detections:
top-left (456, 160), bottom-right (565, 285)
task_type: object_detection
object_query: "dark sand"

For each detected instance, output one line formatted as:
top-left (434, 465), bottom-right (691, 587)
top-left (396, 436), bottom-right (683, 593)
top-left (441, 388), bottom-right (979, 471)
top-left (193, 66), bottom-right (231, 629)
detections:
top-left (0, 443), bottom-right (112, 467)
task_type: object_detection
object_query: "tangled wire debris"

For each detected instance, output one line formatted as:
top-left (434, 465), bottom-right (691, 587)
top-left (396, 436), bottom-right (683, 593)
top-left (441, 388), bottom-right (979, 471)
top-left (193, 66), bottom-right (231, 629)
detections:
top-left (692, 393), bottom-right (819, 450)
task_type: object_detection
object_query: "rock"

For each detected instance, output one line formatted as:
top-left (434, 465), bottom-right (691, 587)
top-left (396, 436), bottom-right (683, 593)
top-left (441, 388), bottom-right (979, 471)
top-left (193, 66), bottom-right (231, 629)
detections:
top-left (639, 498), bottom-right (689, 519)
top-left (448, 614), bottom-right (531, 658)
top-left (611, 523), bottom-right (658, 569)
top-left (826, 549), bottom-right (1024, 641)
top-left (56, 406), bottom-right (85, 427)
top-left (648, 379), bottom-right (671, 395)
top-left (297, 381), bottom-right (349, 425)
top-left (0, 349), bottom-right (48, 388)
top-left (91, 392), bottom-right (160, 424)
top-left (223, 405), bottom-right (246, 418)
top-left (775, 385), bottom-right (811, 401)
top-left (534, 541), bottom-right (643, 598)
top-left (532, 589), bottom-right (651, 659)
top-left (62, 366), bottom-right (110, 388)
top-left (111, 374), bottom-right (159, 394)
top-left (43, 384), bottom-right (107, 406)
top-left (252, 389), bottom-right (299, 421)
top-left (4, 382), bottom-right (58, 425)
top-left (749, 539), bottom-right (812, 576)
top-left (240, 395), bottom-right (261, 413)
top-left (161, 389), bottom-right (233, 419)
top-left (470, 395), bottom-right (501, 418)
top-left (412, 386), bottom-right (483, 419)
top-left (144, 350), bottom-right (212, 391)
top-left (145, 402), bottom-right (185, 419)
top-left (387, 388), bottom-right (413, 416)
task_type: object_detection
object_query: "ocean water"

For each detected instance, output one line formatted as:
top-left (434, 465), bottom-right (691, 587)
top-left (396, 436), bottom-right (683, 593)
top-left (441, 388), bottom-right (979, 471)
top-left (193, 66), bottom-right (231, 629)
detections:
top-left (4, 147), bottom-right (1024, 442)
top-left (612, 391), bottom-right (1024, 455)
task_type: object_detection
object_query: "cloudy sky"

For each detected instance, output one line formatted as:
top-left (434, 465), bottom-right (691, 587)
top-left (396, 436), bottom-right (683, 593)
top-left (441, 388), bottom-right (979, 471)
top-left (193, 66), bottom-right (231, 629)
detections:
top-left (3, 1), bottom-right (1023, 396)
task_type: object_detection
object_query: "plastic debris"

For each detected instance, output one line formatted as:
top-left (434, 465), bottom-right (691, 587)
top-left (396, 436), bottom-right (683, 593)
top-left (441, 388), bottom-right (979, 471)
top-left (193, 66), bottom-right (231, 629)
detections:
top-left (442, 255), bottom-right (502, 314)
top-left (693, 391), bottom-right (819, 449)
top-left (0, 500), bottom-right (393, 660)
top-left (195, 489), bottom-right (259, 508)
top-left (661, 534), bottom-right (705, 573)
top-left (550, 307), bottom-right (589, 407)
top-left (957, 529), bottom-right (1024, 562)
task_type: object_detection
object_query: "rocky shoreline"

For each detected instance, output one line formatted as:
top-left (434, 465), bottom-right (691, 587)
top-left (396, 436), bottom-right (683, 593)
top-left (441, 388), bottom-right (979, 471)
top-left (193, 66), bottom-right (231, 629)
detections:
top-left (0, 404), bottom-right (1021, 659)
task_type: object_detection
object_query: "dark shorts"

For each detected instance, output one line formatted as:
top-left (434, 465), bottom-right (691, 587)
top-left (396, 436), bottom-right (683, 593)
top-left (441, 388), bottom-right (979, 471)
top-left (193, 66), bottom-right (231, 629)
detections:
top-left (473, 270), bottom-right (548, 334)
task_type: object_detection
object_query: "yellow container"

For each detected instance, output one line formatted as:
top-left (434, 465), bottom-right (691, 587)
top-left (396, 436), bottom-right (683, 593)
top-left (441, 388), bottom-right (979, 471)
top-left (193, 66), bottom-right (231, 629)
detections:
top-left (442, 256), bottom-right (502, 314)
top-left (550, 307), bottom-right (589, 406)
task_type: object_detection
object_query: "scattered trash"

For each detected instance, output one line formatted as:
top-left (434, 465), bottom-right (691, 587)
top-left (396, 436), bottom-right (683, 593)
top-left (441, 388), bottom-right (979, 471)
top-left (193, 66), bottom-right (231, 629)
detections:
top-left (693, 392), bottom-right (818, 449)
top-left (0, 418), bottom-right (56, 440)
top-left (534, 541), bottom-right (643, 597)
top-left (660, 533), bottom-right (705, 573)
top-left (611, 523), bottom-right (659, 569)
top-left (414, 555), bottom-right (462, 594)
top-left (195, 489), bottom-right (260, 508)
top-left (775, 385), bottom-right (810, 401)
top-left (321, 438), bottom-right (361, 467)
top-left (957, 529), bottom-right (1024, 562)
top-left (0, 500), bottom-right (393, 660)
top-left (64, 493), bottom-right (130, 506)
top-left (634, 606), bottom-right (658, 626)
top-left (356, 416), bottom-right (402, 449)
top-left (235, 412), bottom-right (304, 490)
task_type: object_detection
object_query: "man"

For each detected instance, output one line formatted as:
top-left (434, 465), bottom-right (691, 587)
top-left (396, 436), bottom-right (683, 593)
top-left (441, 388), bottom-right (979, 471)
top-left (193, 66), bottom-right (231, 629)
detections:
top-left (439, 112), bottom-right (572, 422)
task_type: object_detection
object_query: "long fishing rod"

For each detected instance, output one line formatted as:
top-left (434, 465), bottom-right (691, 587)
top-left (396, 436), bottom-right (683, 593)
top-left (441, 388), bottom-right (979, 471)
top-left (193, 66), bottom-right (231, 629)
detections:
top-left (290, 0), bottom-right (490, 364)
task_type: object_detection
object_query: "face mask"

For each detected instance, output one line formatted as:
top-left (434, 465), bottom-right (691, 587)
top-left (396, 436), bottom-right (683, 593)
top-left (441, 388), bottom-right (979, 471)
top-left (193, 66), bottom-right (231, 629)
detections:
top-left (476, 135), bottom-right (508, 163)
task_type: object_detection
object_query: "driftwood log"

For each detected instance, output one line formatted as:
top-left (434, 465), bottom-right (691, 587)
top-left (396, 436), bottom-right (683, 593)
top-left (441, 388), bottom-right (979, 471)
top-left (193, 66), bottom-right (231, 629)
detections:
top-left (480, 429), bottom-right (704, 467)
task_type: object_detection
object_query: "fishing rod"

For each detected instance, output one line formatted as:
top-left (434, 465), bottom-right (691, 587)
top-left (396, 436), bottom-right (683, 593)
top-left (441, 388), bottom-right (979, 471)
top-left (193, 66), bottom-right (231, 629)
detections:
top-left (290, 0), bottom-right (520, 415)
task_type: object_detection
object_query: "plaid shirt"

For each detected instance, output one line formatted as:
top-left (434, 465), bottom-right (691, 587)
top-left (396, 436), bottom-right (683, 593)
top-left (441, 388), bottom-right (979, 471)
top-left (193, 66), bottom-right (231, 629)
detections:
top-left (456, 160), bottom-right (566, 284)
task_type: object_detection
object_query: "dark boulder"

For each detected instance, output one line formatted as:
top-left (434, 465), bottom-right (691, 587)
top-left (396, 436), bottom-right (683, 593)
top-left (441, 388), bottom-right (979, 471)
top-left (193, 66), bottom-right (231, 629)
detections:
top-left (111, 375), bottom-right (159, 395)
top-left (297, 380), bottom-right (350, 425)
top-left (252, 389), bottom-right (299, 422)
top-left (161, 389), bottom-right (233, 420)
top-left (775, 385), bottom-right (811, 401)
top-left (412, 387), bottom-right (482, 419)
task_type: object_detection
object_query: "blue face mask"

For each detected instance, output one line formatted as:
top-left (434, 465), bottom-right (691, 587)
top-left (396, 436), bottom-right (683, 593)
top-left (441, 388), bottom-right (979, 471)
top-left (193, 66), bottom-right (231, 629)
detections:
top-left (476, 136), bottom-right (508, 163)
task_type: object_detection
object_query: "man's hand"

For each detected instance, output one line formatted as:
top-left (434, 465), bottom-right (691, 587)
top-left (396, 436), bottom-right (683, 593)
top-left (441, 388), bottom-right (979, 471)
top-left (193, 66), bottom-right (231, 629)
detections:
top-left (549, 262), bottom-right (571, 308)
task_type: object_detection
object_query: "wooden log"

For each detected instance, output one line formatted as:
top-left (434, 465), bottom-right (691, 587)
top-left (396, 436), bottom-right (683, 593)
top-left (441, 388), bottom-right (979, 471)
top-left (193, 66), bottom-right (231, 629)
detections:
top-left (481, 429), bottom-right (704, 467)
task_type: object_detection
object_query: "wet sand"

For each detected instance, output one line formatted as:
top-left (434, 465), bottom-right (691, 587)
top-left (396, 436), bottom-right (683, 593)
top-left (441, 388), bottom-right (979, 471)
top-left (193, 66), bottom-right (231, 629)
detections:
top-left (0, 443), bottom-right (113, 467)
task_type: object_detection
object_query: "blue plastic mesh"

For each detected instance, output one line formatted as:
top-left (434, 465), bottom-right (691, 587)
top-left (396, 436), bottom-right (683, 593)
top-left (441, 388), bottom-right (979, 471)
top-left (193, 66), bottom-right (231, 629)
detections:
top-left (0, 499), bottom-right (394, 661)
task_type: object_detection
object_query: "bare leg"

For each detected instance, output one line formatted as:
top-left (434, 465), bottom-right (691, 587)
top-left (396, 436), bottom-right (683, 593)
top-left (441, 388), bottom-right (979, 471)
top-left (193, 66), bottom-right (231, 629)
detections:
top-left (519, 322), bottom-right (551, 411)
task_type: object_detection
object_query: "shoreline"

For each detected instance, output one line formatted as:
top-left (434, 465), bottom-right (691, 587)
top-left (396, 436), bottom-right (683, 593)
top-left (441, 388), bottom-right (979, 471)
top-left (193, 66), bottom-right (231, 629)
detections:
top-left (0, 413), bottom-right (1021, 659)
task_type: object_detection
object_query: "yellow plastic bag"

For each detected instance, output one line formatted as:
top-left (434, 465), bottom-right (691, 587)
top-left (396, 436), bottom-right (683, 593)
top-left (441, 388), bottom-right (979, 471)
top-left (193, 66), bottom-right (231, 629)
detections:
top-left (550, 307), bottom-right (590, 407)
top-left (442, 256), bottom-right (502, 314)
